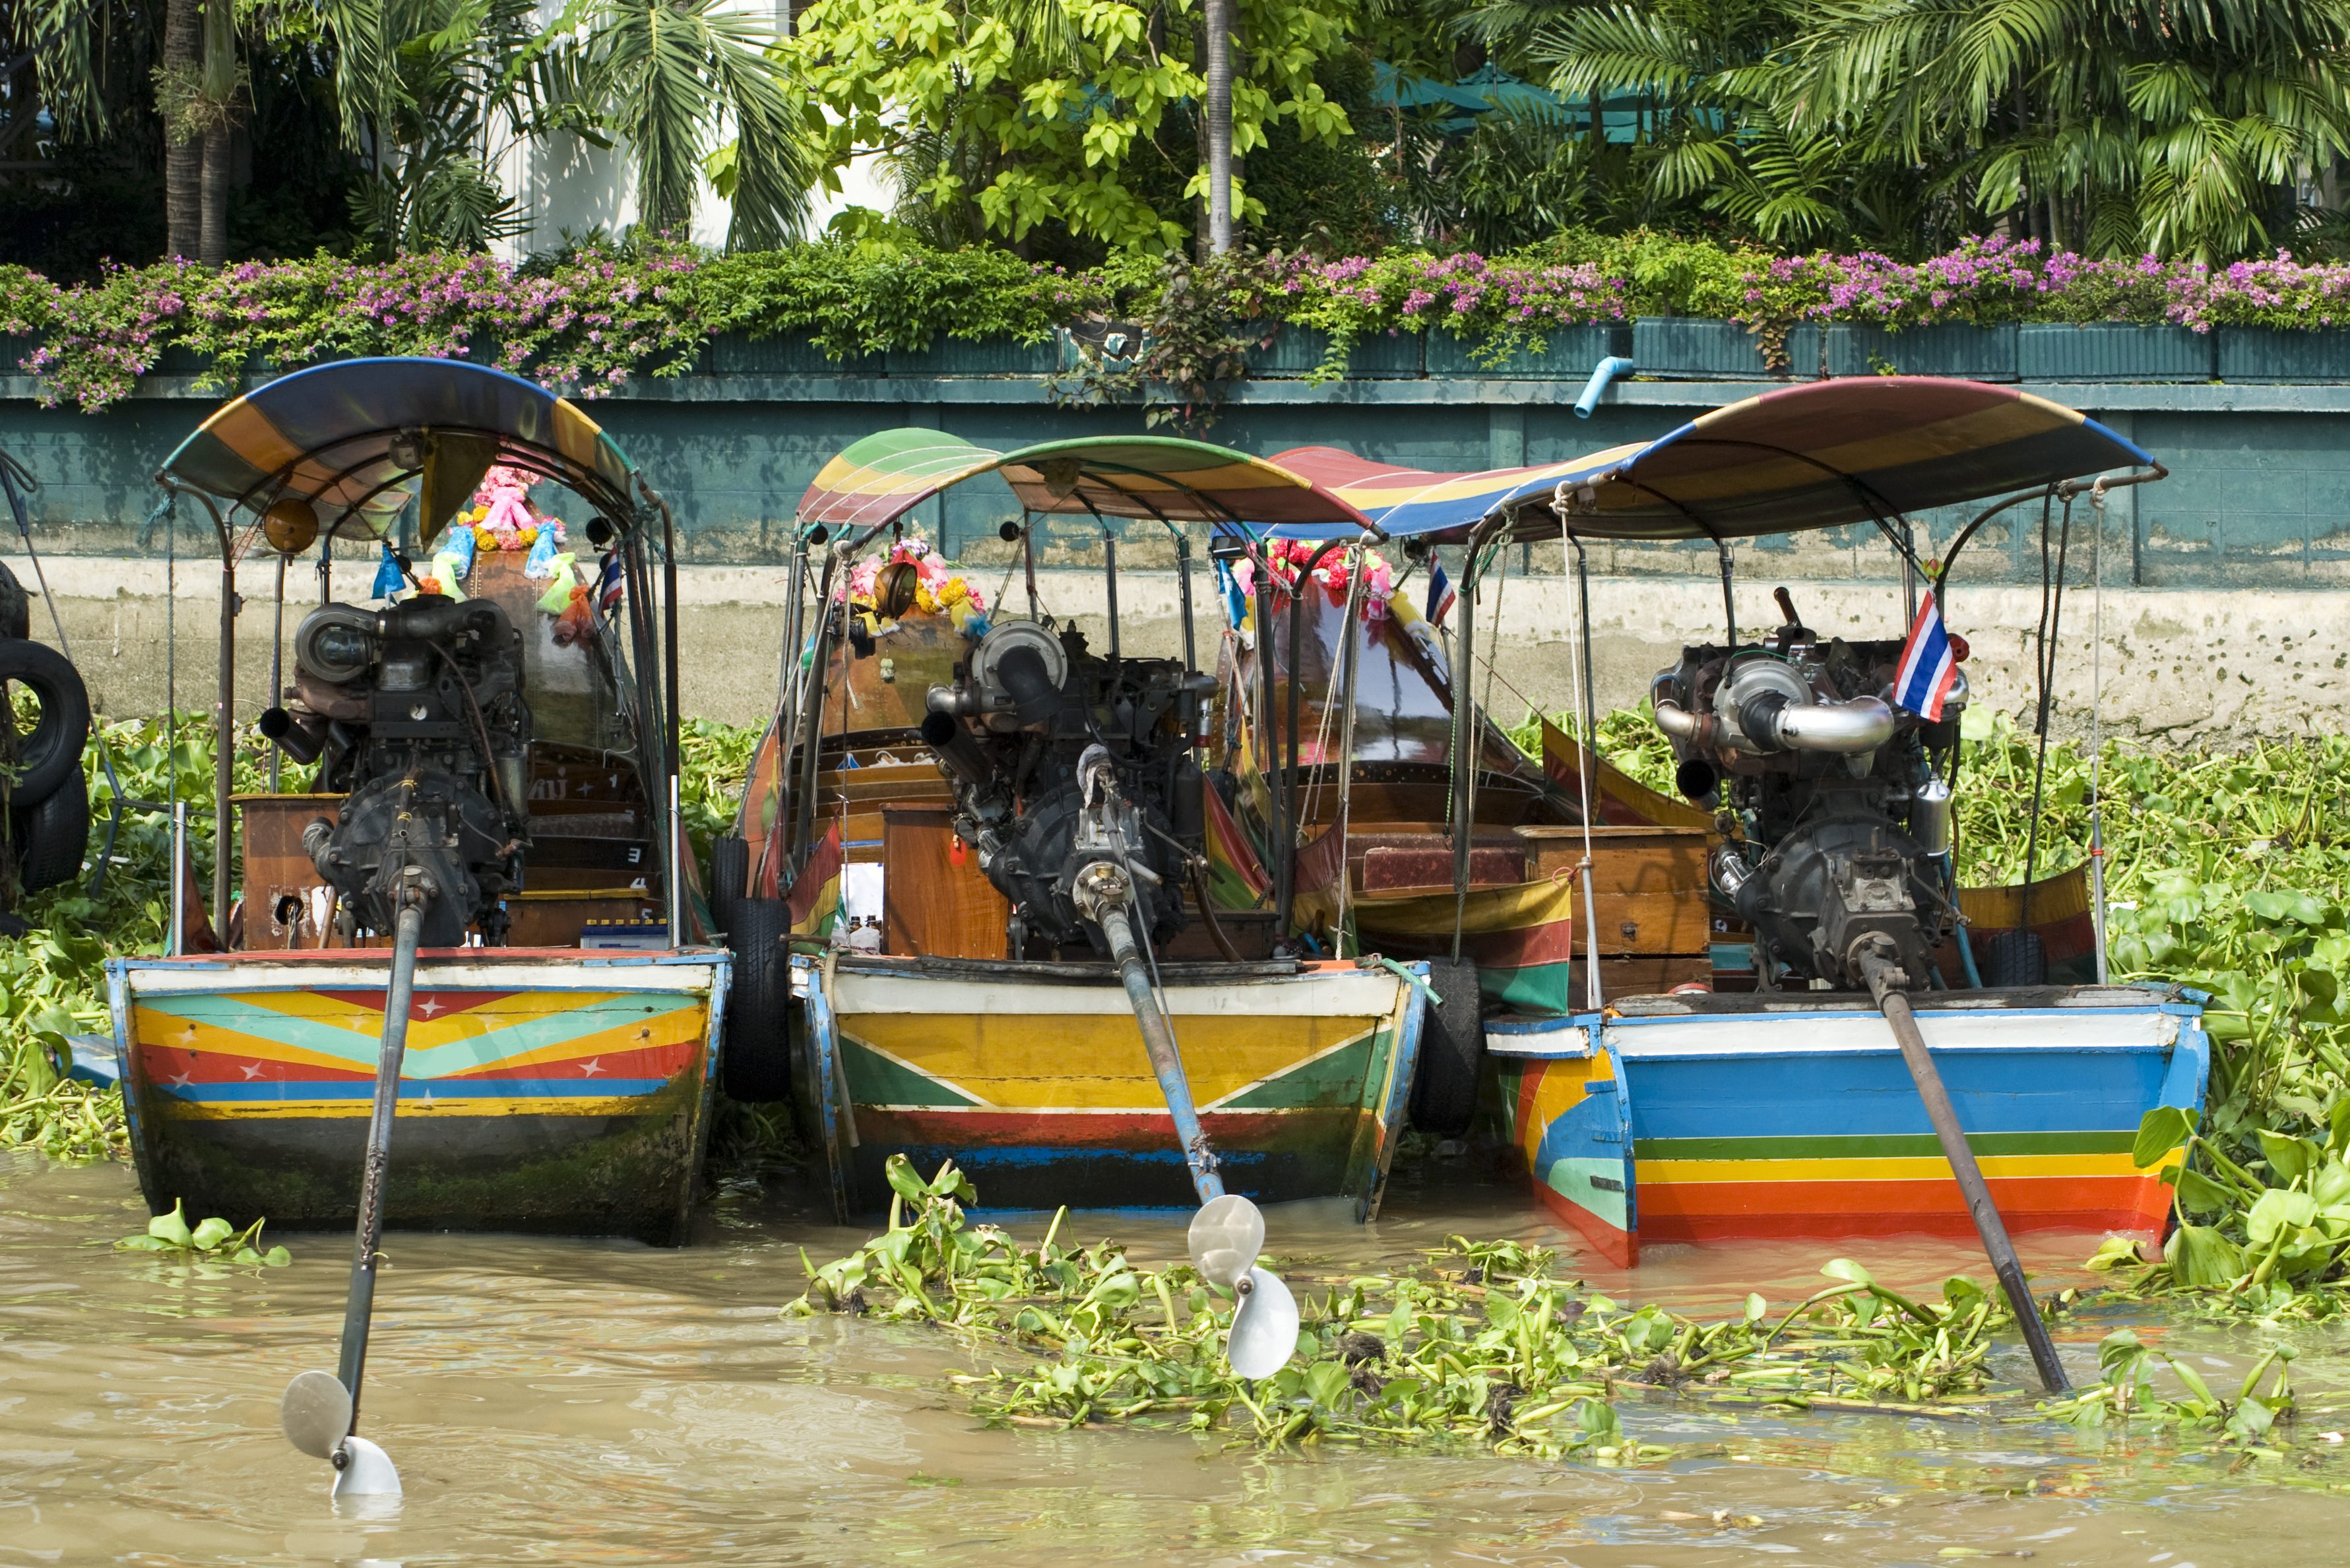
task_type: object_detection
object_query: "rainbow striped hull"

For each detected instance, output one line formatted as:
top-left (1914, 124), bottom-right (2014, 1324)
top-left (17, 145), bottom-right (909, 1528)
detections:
top-left (1490, 988), bottom-right (2209, 1265)
top-left (794, 955), bottom-right (1424, 1219)
top-left (110, 951), bottom-right (730, 1243)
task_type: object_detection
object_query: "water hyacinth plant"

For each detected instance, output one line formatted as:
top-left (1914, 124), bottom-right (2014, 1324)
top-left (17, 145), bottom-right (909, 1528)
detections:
top-left (785, 1155), bottom-right (2035, 1456)
top-left (116, 1198), bottom-right (292, 1267)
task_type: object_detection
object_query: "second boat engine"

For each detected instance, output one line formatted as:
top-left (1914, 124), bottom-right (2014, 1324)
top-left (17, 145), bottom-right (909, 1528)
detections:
top-left (918, 618), bottom-right (1209, 955)
top-left (1652, 590), bottom-right (1963, 991)
top-left (263, 596), bottom-right (532, 947)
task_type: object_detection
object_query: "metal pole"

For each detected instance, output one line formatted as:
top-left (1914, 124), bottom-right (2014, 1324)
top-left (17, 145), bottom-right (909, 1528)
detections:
top-left (169, 802), bottom-right (187, 956)
top-left (1451, 532), bottom-right (1484, 962)
top-left (1093, 881), bottom-right (1223, 1203)
top-left (1715, 539), bottom-right (1736, 644)
top-left (1104, 530), bottom-right (1120, 664)
top-left (215, 559), bottom-right (236, 941)
top-left (1866, 962), bottom-right (2069, 1392)
top-left (1174, 530), bottom-right (1197, 674)
top-left (268, 554), bottom-right (286, 792)
top-left (1256, 550), bottom-right (1280, 919)
top-left (338, 896), bottom-right (426, 1422)
top-left (668, 772), bottom-right (686, 946)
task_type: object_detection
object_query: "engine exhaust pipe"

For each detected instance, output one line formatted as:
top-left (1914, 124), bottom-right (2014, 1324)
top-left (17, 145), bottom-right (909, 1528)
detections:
top-left (259, 705), bottom-right (327, 766)
top-left (918, 710), bottom-right (993, 792)
top-left (1767, 695), bottom-right (1895, 753)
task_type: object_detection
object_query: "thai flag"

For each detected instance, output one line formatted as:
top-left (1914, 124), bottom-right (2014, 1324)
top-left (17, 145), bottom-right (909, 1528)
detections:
top-left (1424, 559), bottom-right (1456, 627)
top-left (596, 550), bottom-right (625, 612)
top-left (1894, 591), bottom-right (1959, 720)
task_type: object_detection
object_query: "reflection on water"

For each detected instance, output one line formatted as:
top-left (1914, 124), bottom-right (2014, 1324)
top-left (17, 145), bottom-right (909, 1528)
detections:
top-left (3, 1148), bottom-right (2343, 1566)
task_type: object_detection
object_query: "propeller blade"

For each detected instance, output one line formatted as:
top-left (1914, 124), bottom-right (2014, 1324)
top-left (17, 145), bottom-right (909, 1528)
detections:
top-left (1186, 1193), bottom-right (1265, 1290)
top-left (332, 1435), bottom-right (402, 1499)
top-left (1226, 1265), bottom-right (1300, 1379)
top-left (280, 1370), bottom-right (353, 1460)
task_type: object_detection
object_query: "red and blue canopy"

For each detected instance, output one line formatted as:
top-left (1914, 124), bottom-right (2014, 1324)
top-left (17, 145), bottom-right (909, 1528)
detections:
top-left (798, 429), bottom-right (1373, 533)
top-left (1265, 379), bottom-right (2155, 543)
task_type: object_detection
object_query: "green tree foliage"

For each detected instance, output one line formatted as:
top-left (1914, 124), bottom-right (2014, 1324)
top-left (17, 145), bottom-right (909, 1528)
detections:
top-left (1458, 0), bottom-right (2350, 260)
top-left (796, 0), bottom-right (1360, 253)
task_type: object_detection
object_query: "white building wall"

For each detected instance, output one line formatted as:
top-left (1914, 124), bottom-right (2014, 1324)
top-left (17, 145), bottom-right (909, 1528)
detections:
top-left (492, 0), bottom-right (792, 261)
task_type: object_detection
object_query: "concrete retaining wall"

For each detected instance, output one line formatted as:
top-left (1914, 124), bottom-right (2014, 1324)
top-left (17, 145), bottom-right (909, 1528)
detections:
top-left (30, 557), bottom-right (2334, 746)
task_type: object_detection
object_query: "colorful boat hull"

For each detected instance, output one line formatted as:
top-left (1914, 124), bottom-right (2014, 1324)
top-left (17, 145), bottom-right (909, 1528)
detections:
top-left (1490, 987), bottom-right (2209, 1265)
top-left (794, 955), bottom-right (1424, 1218)
top-left (110, 949), bottom-right (730, 1243)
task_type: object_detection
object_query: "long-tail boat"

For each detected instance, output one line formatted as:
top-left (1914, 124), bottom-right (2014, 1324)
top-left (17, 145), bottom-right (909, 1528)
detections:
top-left (1259, 380), bottom-right (2211, 1269)
top-left (109, 358), bottom-right (726, 1243)
top-left (718, 432), bottom-right (1431, 1220)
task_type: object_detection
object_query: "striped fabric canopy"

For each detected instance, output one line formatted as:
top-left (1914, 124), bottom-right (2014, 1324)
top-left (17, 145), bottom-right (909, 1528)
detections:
top-left (1266, 379), bottom-right (2154, 543)
top-left (159, 358), bottom-right (641, 542)
top-left (798, 429), bottom-right (1374, 532)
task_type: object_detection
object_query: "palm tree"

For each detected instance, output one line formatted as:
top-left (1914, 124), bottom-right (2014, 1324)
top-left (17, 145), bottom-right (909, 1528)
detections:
top-left (1765, 0), bottom-right (2350, 259)
top-left (577, 0), bottom-right (817, 249)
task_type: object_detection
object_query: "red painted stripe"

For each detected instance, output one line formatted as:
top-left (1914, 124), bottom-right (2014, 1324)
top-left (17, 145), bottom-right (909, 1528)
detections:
top-left (858, 1107), bottom-right (1356, 1154)
top-left (138, 1043), bottom-right (370, 1084)
top-left (1635, 1174), bottom-right (2172, 1241)
top-left (311, 989), bottom-right (524, 1019)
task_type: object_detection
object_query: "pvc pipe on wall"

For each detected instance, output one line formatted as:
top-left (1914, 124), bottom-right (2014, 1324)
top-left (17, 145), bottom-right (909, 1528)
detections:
top-left (1575, 356), bottom-right (1635, 418)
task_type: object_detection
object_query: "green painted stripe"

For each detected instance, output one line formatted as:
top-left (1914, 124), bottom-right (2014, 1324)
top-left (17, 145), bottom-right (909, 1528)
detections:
top-left (841, 1038), bottom-right (983, 1108)
top-left (1223, 1032), bottom-right (1379, 1112)
top-left (1634, 1130), bottom-right (2143, 1161)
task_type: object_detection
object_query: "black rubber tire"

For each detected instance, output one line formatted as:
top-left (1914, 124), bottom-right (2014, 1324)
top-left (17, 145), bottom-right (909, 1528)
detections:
top-left (722, 896), bottom-right (795, 1102)
top-left (11, 768), bottom-right (88, 893)
top-left (1977, 928), bottom-right (2048, 988)
top-left (1410, 958), bottom-right (1486, 1137)
top-left (0, 639), bottom-right (88, 807)
top-left (709, 832), bottom-right (749, 932)
top-left (0, 562), bottom-right (29, 644)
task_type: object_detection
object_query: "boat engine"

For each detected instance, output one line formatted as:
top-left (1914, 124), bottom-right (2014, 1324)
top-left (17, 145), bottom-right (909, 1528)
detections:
top-left (918, 618), bottom-right (1210, 955)
top-left (263, 597), bottom-right (532, 947)
top-left (1651, 591), bottom-right (1963, 991)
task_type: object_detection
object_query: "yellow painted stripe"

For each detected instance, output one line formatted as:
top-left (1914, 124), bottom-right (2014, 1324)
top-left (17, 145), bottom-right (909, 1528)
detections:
top-left (154, 1094), bottom-right (674, 1122)
top-left (1640, 1151), bottom-right (2181, 1185)
top-left (839, 1010), bottom-right (1385, 1112)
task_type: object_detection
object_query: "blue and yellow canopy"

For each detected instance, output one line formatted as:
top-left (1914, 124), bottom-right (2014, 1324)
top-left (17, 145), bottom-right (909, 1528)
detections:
top-left (799, 429), bottom-right (1373, 533)
top-left (1267, 379), bottom-right (2155, 542)
top-left (158, 358), bottom-right (640, 543)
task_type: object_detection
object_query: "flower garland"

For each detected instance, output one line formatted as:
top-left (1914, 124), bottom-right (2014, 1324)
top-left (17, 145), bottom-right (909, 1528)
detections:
top-left (463, 465), bottom-right (567, 555)
top-left (1229, 538), bottom-right (1399, 620)
top-left (838, 537), bottom-right (992, 631)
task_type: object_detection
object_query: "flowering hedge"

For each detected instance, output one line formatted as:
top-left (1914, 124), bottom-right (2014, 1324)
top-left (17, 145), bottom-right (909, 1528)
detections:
top-left (13, 234), bottom-right (2350, 411)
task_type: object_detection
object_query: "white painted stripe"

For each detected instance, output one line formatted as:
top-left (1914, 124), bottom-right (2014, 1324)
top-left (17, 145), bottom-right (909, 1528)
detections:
top-left (124, 959), bottom-right (722, 997)
top-left (1606, 1007), bottom-right (2178, 1059)
top-left (827, 968), bottom-right (1402, 1019)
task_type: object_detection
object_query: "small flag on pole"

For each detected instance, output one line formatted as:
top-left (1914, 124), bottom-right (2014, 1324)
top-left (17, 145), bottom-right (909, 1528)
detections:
top-left (1893, 590), bottom-right (1959, 720)
top-left (596, 550), bottom-right (625, 612)
top-left (1424, 559), bottom-right (1456, 627)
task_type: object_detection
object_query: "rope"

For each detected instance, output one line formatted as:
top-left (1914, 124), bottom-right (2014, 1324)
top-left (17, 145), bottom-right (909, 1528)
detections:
top-left (2019, 491), bottom-right (2074, 927)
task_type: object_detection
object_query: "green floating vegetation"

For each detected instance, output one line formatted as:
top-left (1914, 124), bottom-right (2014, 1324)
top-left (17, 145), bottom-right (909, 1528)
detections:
top-left (786, 1157), bottom-right (2043, 1457)
top-left (117, 1198), bottom-right (292, 1267)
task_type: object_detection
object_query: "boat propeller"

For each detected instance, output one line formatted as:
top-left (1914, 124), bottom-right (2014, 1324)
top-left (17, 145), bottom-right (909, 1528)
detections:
top-left (278, 871), bottom-right (433, 1499)
top-left (1187, 1193), bottom-right (1299, 1379)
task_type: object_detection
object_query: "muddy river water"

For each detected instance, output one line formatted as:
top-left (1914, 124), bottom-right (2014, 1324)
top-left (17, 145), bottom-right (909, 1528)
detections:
top-left (4, 1149), bottom-right (2345, 1566)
